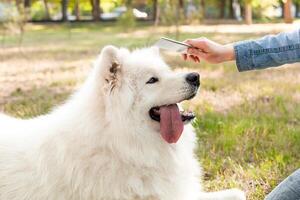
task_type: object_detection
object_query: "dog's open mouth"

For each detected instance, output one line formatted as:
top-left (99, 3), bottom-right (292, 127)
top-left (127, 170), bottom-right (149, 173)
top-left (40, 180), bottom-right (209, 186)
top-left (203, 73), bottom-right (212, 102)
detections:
top-left (149, 104), bottom-right (195, 144)
top-left (149, 105), bottom-right (195, 122)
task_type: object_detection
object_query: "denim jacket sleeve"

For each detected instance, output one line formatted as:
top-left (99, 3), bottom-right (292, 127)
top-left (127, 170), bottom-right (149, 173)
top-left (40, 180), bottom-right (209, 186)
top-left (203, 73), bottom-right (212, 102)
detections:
top-left (233, 29), bottom-right (300, 72)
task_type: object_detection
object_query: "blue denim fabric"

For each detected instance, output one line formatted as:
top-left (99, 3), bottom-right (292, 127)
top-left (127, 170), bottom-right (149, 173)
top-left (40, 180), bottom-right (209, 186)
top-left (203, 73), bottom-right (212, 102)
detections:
top-left (265, 169), bottom-right (300, 200)
top-left (233, 29), bottom-right (300, 72)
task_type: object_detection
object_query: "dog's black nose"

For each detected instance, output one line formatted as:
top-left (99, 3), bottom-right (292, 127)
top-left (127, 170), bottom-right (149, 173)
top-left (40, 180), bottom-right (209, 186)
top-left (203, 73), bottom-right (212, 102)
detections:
top-left (186, 72), bottom-right (200, 87)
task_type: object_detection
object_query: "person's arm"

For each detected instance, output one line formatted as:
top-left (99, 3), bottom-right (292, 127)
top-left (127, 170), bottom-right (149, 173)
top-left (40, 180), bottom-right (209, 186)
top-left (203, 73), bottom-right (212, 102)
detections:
top-left (234, 29), bottom-right (300, 71)
top-left (183, 29), bottom-right (300, 72)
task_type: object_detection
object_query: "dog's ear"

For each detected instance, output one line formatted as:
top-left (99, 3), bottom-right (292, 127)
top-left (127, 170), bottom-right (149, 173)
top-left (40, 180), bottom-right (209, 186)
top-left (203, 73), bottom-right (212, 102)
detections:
top-left (97, 45), bottom-right (122, 91)
top-left (150, 46), bottom-right (160, 56)
top-left (101, 45), bottom-right (118, 58)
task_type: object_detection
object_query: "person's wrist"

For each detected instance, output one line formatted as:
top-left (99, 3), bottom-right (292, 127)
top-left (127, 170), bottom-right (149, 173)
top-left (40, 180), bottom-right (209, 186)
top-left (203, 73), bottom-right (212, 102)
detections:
top-left (223, 44), bottom-right (235, 62)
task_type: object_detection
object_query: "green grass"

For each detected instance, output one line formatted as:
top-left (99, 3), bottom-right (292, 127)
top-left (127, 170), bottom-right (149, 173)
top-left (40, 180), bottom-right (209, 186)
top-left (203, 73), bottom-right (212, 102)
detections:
top-left (1, 22), bottom-right (300, 199)
top-left (194, 96), bottom-right (300, 199)
top-left (3, 87), bottom-right (69, 118)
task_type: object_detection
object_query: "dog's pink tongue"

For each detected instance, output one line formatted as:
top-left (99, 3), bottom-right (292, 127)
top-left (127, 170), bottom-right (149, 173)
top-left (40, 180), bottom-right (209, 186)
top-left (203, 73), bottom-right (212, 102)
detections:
top-left (160, 104), bottom-right (184, 143)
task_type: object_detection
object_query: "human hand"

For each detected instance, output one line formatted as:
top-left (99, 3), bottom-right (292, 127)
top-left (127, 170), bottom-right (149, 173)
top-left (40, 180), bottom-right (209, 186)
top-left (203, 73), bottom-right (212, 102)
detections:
top-left (182, 38), bottom-right (235, 64)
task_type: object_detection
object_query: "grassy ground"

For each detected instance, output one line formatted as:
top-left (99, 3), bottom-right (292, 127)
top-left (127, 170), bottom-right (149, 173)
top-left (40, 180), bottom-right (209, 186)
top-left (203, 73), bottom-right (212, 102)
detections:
top-left (0, 22), bottom-right (300, 199)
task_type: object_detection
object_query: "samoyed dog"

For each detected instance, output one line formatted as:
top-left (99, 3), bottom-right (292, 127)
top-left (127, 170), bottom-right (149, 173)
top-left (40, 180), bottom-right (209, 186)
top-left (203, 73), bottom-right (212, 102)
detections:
top-left (0, 46), bottom-right (245, 200)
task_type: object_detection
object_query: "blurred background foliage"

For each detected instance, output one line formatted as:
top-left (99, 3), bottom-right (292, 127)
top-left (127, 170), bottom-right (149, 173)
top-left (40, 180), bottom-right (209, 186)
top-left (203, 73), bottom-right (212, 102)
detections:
top-left (0, 0), bottom-right (299, 24)
top-left (0, 0), bottom-right (299, 42)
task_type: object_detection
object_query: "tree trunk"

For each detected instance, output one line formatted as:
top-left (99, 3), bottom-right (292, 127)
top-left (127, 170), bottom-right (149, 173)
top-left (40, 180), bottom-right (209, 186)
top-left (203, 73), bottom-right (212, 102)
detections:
top-left (125, 0), bottom-right (132, 6)
top-left (219, 0), bottom-right (226, 18)
top-left (280, 1), bottom-right (284, 18)
top-left (153, 0), bottom-right (157, 21)
top-left (178, 0), bottom-right (184, 9)
top-left (200, 0), bottom-right (205, 19)
top-left (24, 0), bottom-right (30, 8)
top-left (294, 2), bottom-right (299, 18)
top-left (244, 1), bottom-right (252, 25)
top-left (91, 0), bottom-right (100, 21)
top-left (75, 0), bottom-right (80, 21)
top-left (15, 0), bottom-right (26, 45)
top-left (175, 1), bottom-right (180, 40)
top-left (153, 0), bottom-right (160, 26)
top-left (284, 0), bottom-right (293, 23)
top-left (43, 0), bottom-right (50, 20)
top-left (229, 0), bottom-right (234, 18)
top-left (24, 0), bottom-right (30, 13)
top-left (62, 0), bottom-right (69, 21)
top-left (15, 0), bottom-right (22, 12)
top-left (24, 0), bottom-right (31, 21)
top-left (178, 0), bottom-right (185, 20)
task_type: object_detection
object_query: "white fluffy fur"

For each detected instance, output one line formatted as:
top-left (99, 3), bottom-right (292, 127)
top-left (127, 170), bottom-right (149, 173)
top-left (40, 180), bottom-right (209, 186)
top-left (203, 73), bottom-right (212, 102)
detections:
top-left (0, 46), bottom-right (246, 200)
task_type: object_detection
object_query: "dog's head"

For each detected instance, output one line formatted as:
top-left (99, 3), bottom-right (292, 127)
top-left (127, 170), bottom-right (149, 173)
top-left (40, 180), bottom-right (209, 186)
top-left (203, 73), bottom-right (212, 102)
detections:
top-left (95, 45), bottom-right (200, 143)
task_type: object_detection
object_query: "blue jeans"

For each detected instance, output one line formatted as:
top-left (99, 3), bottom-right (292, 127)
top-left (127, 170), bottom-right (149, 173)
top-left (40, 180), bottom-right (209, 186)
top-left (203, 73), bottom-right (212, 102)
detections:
top-left (265, 169), bottom-right (300, 200)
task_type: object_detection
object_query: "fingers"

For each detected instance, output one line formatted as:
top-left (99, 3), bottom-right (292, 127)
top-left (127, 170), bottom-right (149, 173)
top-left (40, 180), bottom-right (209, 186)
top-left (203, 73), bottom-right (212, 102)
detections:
top-left (182, 52), bottom-right (201, 63)
top-left (189, 55), bottom-right (196, 62)
top-left (189, 55), bottom-right (200, 63)
top-left (184, 38), bottom-right (209, 58)
top-left (188, 48), bottom-right (207, 59)
top-left (190, 47), bottom-right (209, 58)
top-left (187, 48), bottom-right (199, 55)
top-left (184, 38), bottom-right (207, 49)
top-left (182, 38), bottom-right (209, 63)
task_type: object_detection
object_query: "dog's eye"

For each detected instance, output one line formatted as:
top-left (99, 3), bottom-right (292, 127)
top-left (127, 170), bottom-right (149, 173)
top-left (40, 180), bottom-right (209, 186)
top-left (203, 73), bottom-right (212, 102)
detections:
top-left (146, 77), bottom-right (159, 84)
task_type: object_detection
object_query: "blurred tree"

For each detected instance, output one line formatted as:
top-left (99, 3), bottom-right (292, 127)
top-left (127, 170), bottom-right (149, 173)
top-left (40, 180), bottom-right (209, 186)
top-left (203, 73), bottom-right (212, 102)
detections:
top-left (24, 0), bottom-right (31, 9)
top-left (158, 0), bottom-right (182, 38)
top-left (279, 0), bottom-right (284, 17)
top-left (242, 0), bottom-right (277, 23)
top-left (200, 0), bottom-right (205, 19)
top-left (15, 0), bottom-right (22, 12)
top-left (252, 0), bottom-right (278, 19)
top-left (229, 0), bottom-right (234, 18)
top-left (124, 0), bottom-right (132, 6)
top-left (74, 0), bottom-right (80, 20)
top-left (295, 0), bottom-right (300, 17)
top-left (178, 0), bottom-right (185, 20)
top-left (43, 0), bottom-right (50, 20)
top-left (219, 0), bottom-right (226, 18)
top-left (152, 0), bottom-right (157, 19)
top-left (62, 0), bottom-right (69, 21)
top-left (24, 0), bottom-right (31, 20)
top-left (153, 0), bottom-right (160, 25)
top-left (11, 0), bottom-right (28, 45)
top-left (284, 0), bottom-right (293, 23)
top-left (117, 0), bottom-right (136, 31)
top-left (7, 0), bottom-right (294, 23)
top-left (244, 0), bottom-right (252, 24)
top-left (91, 0), bottom-right (101, 21)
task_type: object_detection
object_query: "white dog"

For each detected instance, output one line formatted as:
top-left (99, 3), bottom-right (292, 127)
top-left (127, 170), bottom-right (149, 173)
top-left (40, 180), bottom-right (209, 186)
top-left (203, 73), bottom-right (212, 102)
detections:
top-left (0, 46), bottom-right (245, 200)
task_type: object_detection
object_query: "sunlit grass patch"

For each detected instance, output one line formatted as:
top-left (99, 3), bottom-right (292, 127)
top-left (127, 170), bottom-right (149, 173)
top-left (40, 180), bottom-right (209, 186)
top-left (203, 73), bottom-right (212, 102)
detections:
top-left (3, 87), bottom-right (70, 118)
top-left (194, 95), bottom-right (300, 199)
